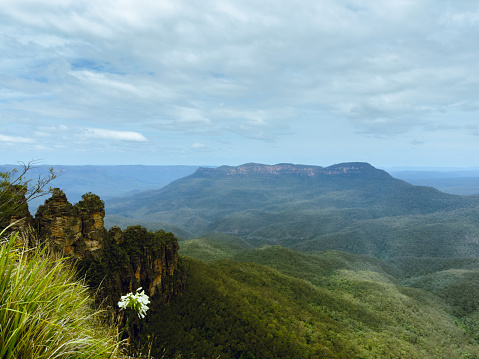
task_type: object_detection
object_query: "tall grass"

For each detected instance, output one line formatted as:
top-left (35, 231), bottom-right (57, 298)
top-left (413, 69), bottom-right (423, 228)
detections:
top-left (0, 230), bottom-right (123, 358)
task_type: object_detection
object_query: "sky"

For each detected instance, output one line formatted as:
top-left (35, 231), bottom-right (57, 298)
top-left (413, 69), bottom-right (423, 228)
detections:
top-left (1, 0), bottom-right (479, 168)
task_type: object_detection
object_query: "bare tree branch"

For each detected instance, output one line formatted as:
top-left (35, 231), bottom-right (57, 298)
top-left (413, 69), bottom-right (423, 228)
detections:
top-left (0, 160), bottom-right (62, 229)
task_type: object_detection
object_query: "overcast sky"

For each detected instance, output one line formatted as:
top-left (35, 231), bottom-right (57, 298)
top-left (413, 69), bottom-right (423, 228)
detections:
top-left (1, 0), bottom-right (479, 168)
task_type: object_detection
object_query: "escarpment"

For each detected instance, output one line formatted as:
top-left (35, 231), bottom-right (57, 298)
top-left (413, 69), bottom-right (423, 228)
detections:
top-left (195, 162), bottom-right (391, 178)
top-left (92, 224), bottom-right (184, 306)
top-left (22, 188), bottom-right (185, 307)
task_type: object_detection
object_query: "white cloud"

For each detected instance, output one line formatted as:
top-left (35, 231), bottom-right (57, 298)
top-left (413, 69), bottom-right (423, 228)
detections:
top-left (191, 143), bottom-right (206, 149)
top-left (0, 134), bottom-right (34, 143)
top-left (2, 0), bottom-right (479, 166)
top-left (83, 128), bottom-right (148, 142)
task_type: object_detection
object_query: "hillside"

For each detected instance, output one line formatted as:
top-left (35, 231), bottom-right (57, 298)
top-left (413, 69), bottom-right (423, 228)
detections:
top-left (4, 163), bottom-right (479, 358)
top-left (176, 239), bottom-right (479, 357)
top-left (136, 248), bottom-right (479, 358)
top-left (106, 162), bottom-right (479, 259)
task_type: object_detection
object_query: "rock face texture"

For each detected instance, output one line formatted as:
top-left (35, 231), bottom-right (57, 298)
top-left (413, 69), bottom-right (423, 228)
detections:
top-left (96, 225), bottom-right (184, 305)
top-left (196, 162), bottom-right (391, 178)
top-left (35, 189), bottom-right (89, 257)
top-left (30, 189), bottom-right (185, 306)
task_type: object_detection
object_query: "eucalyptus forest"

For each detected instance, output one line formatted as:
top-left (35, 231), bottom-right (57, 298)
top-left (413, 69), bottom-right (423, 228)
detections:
top-left (2, 162), bottom-right (479, 358)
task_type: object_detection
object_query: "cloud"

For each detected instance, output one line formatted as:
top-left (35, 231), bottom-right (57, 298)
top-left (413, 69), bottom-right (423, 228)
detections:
top-left (2, 0), bottom-right (479, 166)
top-left (0, 1), bottom-right (466, 137)
top-left (82, 128), bottom-right (148, 142)
top-left (190, 142), bottom-right (212, 152)
top-left (34, 125), bottom-right (70, 138)
top-left (0, 134), bottom-right (34, 143)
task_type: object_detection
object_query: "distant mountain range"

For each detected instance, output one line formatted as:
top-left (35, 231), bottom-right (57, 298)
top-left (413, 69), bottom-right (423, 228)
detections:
top-left (0, 164), bottom-right (200, 212)
top-left (389, 169), bottom-right (479, 195)
top-left (105, 162), bottom-right (479, 259)
top-left (3, 161), bottom-right (479, 258)
top-left (4, 161), bottom-right (479, 357)
top-left (2, 162), bottom-right (477, 211)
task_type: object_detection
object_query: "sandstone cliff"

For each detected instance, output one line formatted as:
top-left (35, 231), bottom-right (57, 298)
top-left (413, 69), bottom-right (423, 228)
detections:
top-left (25, 188), bottom-right (184, 306)
top-left (196, 162), bottom-right (391, 178)
top-left (36, 189), bottom-right (90, 257)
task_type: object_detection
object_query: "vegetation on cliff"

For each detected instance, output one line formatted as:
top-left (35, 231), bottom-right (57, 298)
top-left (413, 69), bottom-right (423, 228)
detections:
top-left (77, 225), bottom-right (185, 310)
top-left (0, 161), bottom-right (57, 230)
top-left (0, 166), bottom-right (152, 358)
top-left (0, 231), bottom-right (123, 358)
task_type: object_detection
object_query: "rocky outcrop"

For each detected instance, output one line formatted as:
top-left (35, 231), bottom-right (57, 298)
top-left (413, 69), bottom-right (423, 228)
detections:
top-left (75, 192), bottom-right (107, 253)
top-left (35, 189), bottom-right (109, 257)
top-left (30, 189), bottom-right (185, 306)
top-left (0, 185), bottom-right (34, 238)
top-left (102, 225), bottom-right (184, 303)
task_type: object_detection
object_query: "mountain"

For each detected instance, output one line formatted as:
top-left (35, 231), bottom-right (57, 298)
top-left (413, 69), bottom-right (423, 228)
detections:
top-left (106, 162), bottom-right (479, 259)
top-left (0, 164), bottom-right (199, 212)
top-left (7, 163), bottom-right (479, 357)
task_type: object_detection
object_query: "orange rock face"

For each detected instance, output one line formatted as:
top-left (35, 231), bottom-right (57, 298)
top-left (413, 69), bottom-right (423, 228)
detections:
top-left (35, 189), bottom-right (84, 256)
top-left (34, 189), bottom-right (184, 305)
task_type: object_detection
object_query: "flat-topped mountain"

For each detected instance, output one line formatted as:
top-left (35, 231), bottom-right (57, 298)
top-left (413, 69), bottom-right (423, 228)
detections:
top-left (106, 162), bottom-right (479, 259)
top-left (196, 162), bottom-right (388, 177)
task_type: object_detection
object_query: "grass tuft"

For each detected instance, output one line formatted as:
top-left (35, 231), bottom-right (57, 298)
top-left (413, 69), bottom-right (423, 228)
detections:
top-left (0, 230), bottom-right (123, 358)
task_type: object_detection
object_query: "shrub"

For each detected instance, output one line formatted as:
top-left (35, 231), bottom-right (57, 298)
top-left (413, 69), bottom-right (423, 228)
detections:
top-left (0, 230), bottom-right (123, 358)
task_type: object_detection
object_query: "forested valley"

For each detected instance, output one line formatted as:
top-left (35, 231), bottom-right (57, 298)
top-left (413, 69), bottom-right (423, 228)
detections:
top-left (2, 162), bottom-right (479, 358)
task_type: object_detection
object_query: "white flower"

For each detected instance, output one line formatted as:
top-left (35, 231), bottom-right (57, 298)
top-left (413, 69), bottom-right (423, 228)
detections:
top-left (118, 287), bottom-right (150, 318)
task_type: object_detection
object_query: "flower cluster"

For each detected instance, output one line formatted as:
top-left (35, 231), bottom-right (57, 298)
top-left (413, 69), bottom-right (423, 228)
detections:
top-left (118, 287), bottom-right (150, 319)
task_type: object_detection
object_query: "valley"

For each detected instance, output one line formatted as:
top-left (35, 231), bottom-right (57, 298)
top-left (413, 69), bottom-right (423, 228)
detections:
top-left (105, 162), bottom-right (479, 259)
top-left (2, 161), bottom-right (479, 358)
top-left (101, 162), bottom-right (479, 357)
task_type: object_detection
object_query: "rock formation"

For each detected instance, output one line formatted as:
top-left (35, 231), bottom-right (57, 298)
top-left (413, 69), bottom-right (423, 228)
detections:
top-left (97, 225), bottom-right (184, 304)
top-left (35, 189), bottom-right (87, 256)
top-left (196, 162), bottom-right (390, 178)
top-left (13, 188), bottom-right (185, 306)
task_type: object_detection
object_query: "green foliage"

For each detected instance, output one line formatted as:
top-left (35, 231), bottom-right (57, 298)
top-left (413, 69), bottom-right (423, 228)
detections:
top-left (233, 246), bottom-right (400, 284)
top-left (105, 214), bottom-right (195, 240)
top-left (0, 161), bottom-right (58, 229)
top-left (122, 225), bottom-right (177, 257)
top-left (75, 192), bottom-right (105, 212)
top-left (139, 258), bottom-right (357, 358)
top-left (0, 171), bottom-right (28, 229)
top-left (136, 249), bottom-right (479, 358)
top-left (403, 269), bottom-right (479, 339)
top-left (0, 232), bottom-right (122, 358)
top-left (77, 225), bottom-right (179, 305)
top-left (182, 239), bottom-right (479, 353)
top-left (388, 256), bottom-right (479, 278)
top-left (180, 232), bottom-right (253, 262)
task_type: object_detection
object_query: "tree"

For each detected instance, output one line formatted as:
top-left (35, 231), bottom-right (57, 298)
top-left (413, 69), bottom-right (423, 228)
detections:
top-left (0, 160), bottom-right (59, 230)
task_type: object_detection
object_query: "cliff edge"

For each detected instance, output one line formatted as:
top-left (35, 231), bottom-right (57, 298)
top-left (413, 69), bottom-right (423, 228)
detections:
top-left (24, 188), bottom-right (184, 306)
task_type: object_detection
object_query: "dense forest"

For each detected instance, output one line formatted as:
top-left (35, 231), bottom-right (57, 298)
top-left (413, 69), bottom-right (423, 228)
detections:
top-left (2, 162), bottom-right (479, 358)
top-left (135, 242), bottom-right (479, 358)
top-left (103, 163), bottom-right (479, 358)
